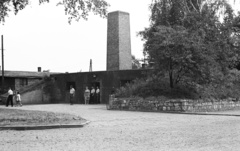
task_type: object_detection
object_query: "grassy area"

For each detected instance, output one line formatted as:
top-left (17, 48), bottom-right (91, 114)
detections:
top-left (0, 108), bottom-right (86, 126)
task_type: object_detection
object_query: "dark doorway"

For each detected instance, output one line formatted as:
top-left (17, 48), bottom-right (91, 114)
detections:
top-left (66, 82), bottom-right (76, 90)
top-left (90, 82), bottom-right (100, 104)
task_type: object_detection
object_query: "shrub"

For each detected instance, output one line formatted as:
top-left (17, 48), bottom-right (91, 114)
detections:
top-left (115, 76), bottom-right (198, 99)
top-left (115, 69), bottom-right (240, 100)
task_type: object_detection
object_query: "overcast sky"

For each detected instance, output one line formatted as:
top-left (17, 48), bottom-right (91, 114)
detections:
top-left (0, 0), bottom-right (152, 73)
top-left (0, 0), bottom-right (239, 73)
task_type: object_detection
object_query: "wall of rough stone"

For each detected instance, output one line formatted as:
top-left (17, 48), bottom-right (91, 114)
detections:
top-left (107, 95), bottom-right (240, 112)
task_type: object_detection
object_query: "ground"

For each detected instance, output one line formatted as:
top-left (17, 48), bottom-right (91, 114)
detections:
top-left (0, 104), bottom-right (240, 151)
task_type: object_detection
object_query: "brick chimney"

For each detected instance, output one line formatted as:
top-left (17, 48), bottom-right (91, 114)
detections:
top-left (38, 67), bottom-right (41, 72)
top-left (107, 11), bottom-right (132, 71)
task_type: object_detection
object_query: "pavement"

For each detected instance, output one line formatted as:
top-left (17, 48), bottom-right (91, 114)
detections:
top-left (1, 104), bottom-right (240, 131)
top-left (0, 104), bottom-right (240, 151)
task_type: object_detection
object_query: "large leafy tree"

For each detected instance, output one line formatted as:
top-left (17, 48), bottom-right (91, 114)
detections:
top-left (140, 0), bottom-right (240, 89)
top-left (0, 0), bottom-right (109, 23)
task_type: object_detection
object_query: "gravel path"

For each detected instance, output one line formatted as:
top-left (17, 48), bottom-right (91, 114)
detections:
top-left (0, 104), bottom-right (240, 151)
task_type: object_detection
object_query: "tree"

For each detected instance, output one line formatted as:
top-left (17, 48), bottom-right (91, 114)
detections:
top-left (132, 55), bottom-right (141, 69)
top-left (0, 0), bottom-right (109, 23)
top-left (139, 0), bottom-right (240, 89)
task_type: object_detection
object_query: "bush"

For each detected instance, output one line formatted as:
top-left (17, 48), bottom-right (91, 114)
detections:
top-left (197, 69), bottom-right (240, 99)
top-left (115, 75), bottom-right (198, 99)
top-left (115, 69), bottom-right (240, 100)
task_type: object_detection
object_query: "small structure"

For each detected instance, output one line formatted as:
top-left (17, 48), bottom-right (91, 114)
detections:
top-left (48, 11), bottom-right (147, 104)
top-left (49, 69), bottom-right (147, 104)
top-left (0, 70), bottom-right (49, 93)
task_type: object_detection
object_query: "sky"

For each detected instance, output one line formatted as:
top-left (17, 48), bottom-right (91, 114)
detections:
top-left (0, 0), bottom-right (239, 73)
top-left (0, 0), bottom-right (152, 73)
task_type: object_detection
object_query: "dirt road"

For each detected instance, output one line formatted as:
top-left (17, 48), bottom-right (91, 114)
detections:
top-left (0, 104), bottom-right (239, 151)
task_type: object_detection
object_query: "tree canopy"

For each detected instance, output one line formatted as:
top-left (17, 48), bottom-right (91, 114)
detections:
top-left (0, 0), bottom-right (109, 23)
top-left (139, 0), bottom-right (240, 90)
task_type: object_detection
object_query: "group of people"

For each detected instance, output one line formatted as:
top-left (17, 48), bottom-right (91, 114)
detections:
top-left (5, 88), bottom-right (22, 107)
top-left (69, 85), bottom-right (100, 105)
top-left (84, 86), bottom-right (100, 104)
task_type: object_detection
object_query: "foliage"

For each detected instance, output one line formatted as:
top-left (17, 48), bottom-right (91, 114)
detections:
top-left (115, 69), bottom-right (240, 100)
top-left (132, 55), bottom-right (142, 69)
top-left (139, 0), bottom-right (240, 89)
top-left (0, 0), bottom-right (109, 23)
top-left (115, 75), bottom-right (198, 99)
top-left (196, 69), bottom-right (240, 99)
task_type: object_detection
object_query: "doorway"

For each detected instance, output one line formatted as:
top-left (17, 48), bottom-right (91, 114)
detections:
top-left (91, 82), bottom-right (101, 104)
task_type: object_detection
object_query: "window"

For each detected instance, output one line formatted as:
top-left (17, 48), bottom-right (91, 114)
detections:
top-left (20, 78), bottom-right (28, 86)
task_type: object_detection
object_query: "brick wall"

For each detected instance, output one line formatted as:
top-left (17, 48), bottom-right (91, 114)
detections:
top-left (15, 78), bottom-right (41, 90)
top-left (107, 96), bottom-right (240, 112)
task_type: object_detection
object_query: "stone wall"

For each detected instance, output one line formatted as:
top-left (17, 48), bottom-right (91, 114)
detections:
top-left (107, 95), bottom-right (240, 112)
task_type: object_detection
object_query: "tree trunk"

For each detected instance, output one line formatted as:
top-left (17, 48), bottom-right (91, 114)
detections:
top-left (169, 59), bottom-right (174, 88)
top-left (169, 71), bottom-right (174, 88)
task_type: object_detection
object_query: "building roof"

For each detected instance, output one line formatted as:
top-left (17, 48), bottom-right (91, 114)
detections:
top-left (0, 70), bottom-right (50, 78)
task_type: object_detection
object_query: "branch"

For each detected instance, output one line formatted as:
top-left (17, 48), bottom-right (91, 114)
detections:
top-left (189, 0), bottom-right (198, 13)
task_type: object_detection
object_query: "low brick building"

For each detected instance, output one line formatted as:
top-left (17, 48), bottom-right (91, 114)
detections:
top-left (49, 69), bottom-right (148, 104)
top-left (0, 70), bottom-right (49, 93)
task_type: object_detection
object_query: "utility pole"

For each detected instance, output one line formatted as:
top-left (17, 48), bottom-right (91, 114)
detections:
top-left (1, 35), bottom-right (4, 93)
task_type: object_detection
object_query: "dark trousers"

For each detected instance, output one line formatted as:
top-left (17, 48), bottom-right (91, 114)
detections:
top-left (96, 93), bottom-right (100, 103)
top-left (90, 94), bottom-right (95, 104)
top-left (70, 94), bottom-right (74, 105)
top-left (6, 95), bottom-right (13, 107)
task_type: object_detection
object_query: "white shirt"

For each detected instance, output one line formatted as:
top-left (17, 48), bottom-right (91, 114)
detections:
top-left (91, 89), bottom-right (95, 94)
top-left (70, 88), bottom-right (75, 94)
top-left (17, 94), bottom-right (21, 101)
top-left (96, 88), bottom-right (100, 94)
top-left (8, 89), bottom-right (13, 95)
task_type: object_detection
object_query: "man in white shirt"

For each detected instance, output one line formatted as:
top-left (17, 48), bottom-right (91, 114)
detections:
top-left (69, 85), bottom-right (75, 105)
top-left (6, 88), bottom-right (13, 107)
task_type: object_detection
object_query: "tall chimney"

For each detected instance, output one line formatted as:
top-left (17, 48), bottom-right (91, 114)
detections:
top-left (38, 67), bottom-right (41, 72)
top-left (107, 11), bottom-right (132, 71)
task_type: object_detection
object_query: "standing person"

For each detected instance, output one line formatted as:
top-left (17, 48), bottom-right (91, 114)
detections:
top-left (15, 91), bottom-right (22, 107)
top-left (6, 87), bottom-right (13, 107)
top-left (84, 87), bottom-right (90, 104)
top-left (90, 87), bottom-right (95, 104)
top-left (69, 85), bottom-right (75, 105)
top-left (96, 86), bottom-right (100, 104)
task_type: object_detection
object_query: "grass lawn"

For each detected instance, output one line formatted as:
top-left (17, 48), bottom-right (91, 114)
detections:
top-left (0, 108), bottom-right (86, 126)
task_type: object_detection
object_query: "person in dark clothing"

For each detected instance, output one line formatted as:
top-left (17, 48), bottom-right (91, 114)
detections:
top-left (6, 88), bottom-right (13, 107)
top-left (90, 87), bottom-right (95, 104)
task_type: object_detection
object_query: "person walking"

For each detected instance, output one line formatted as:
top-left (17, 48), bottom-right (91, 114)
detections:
top-left (15, 91), bottom-right (22, 107)
top-left (96, 86), bottom-right (100, 104)
top-left (6, 88), bottom-right (13, 107)
top-left (69, 85), bottom-right (75, 105)
top-left (84, 87), bottom-right (90, 104)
